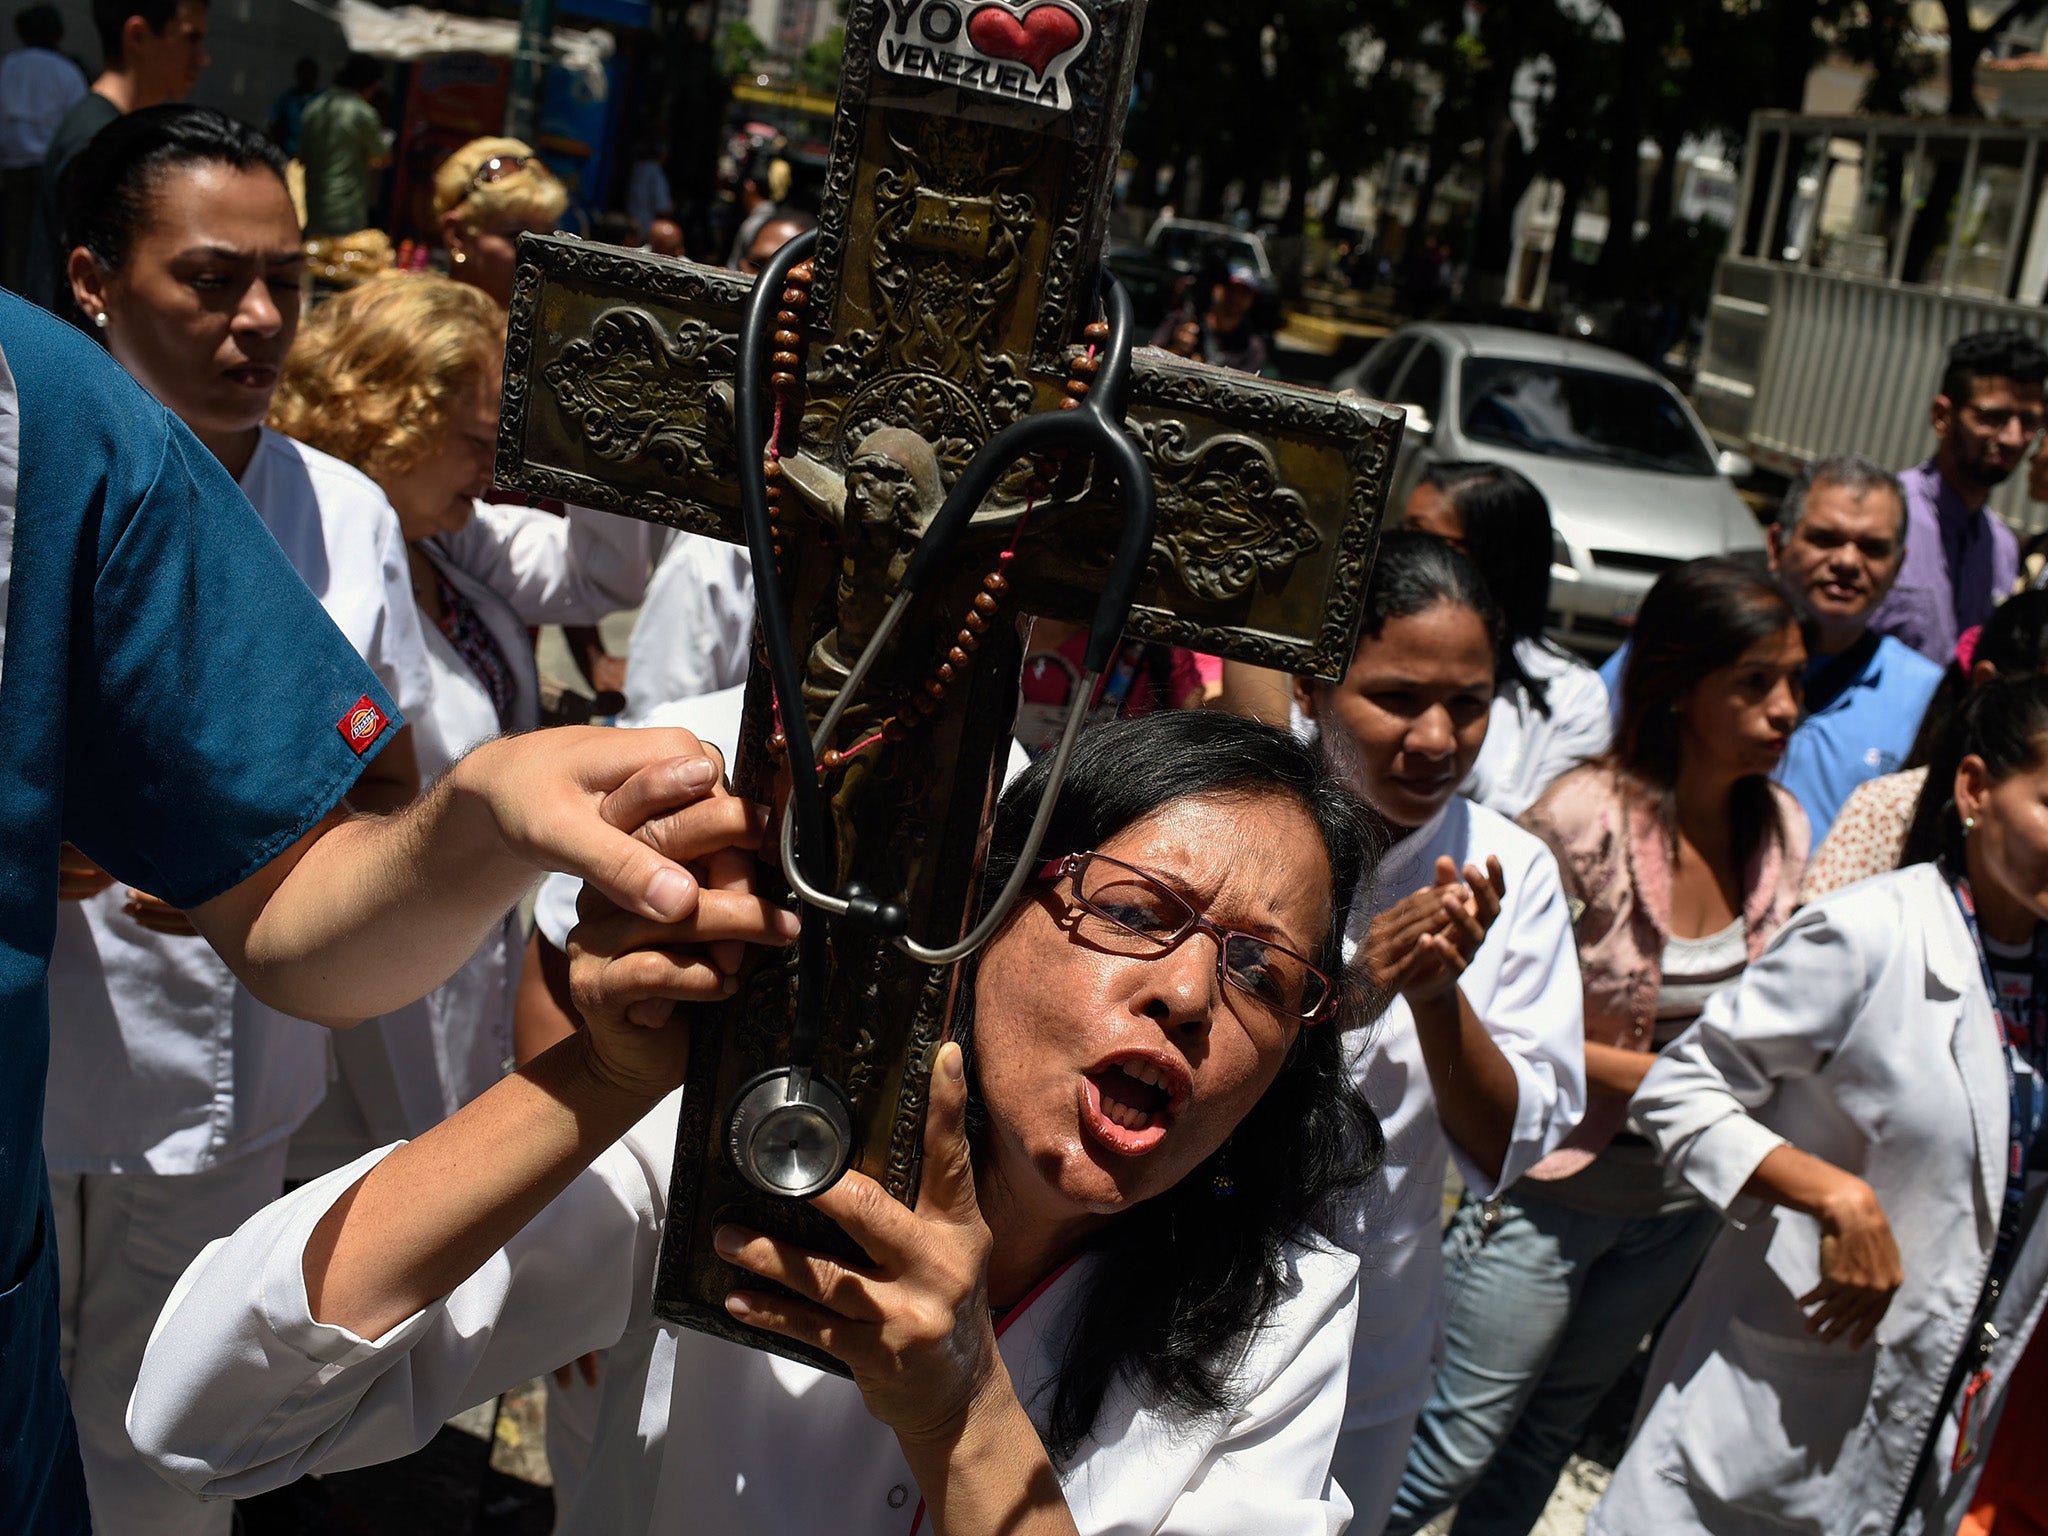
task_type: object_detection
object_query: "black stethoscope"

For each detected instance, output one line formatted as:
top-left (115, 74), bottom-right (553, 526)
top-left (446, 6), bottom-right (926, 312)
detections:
top-left (725, 229), bottom-right (1158, 1199)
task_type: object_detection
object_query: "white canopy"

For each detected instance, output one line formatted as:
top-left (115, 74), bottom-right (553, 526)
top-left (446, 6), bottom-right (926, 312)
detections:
top-left (327, 0), bottom-right (616, 99)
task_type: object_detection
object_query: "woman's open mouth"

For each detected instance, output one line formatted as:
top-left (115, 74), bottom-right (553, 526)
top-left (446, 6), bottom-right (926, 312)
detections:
top-left (1080, 1054), bottom-right (1190, 1156)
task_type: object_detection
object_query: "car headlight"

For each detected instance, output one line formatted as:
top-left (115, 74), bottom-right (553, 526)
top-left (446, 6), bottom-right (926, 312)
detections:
top-left (1551, 533), bottom-right (1574, 570)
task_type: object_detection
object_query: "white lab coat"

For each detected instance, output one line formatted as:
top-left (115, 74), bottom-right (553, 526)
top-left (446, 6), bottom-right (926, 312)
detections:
top-left (1592, 864), bottom-right (2048, 1536)
top-left (1338, 797), bottom-right (1588, 1432)
top-left (44, 431), bottom-right (432, 1174)
top-left (622, 532), bottom-right (753, 725)
top-left (289, 500), bottom-right (653, 1176)
top-left (1461, 637), bottom-right (1612, 821)
top-left (131, 1095), bottom-right (1363, 1536)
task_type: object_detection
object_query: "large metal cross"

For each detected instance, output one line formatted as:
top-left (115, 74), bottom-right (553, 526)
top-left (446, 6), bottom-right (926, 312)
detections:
top-left (497, 0), bottom-right (1399, 1371)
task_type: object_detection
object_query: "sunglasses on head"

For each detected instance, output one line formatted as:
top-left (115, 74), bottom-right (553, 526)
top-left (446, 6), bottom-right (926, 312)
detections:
top-left (466, 154), bottom-right (534, 195)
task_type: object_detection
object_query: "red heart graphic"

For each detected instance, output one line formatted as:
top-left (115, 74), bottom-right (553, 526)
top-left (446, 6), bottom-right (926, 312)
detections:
top-left (967, 2), bottom-right (1084, 80)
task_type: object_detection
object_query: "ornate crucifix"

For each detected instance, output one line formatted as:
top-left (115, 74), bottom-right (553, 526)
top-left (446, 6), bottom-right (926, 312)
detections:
top-left (497, 0), bottom-right (1401, 1372)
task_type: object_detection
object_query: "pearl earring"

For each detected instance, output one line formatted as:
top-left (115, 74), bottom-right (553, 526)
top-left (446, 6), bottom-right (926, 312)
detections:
top-left (451, 250), bottom-right (467, 265)
top-left (92, 311), bottom-right (108, 329)
top-left (1964, 816), bottom-right (1977, 835)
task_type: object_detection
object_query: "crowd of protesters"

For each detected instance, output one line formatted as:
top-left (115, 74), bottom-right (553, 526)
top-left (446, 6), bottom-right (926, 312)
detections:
top-left (2, 6), bottom-right (2048, 1536)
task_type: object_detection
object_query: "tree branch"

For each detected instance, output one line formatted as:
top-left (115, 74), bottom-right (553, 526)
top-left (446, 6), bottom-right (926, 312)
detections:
top-left (1983, 0), bottom-right (2046, 47)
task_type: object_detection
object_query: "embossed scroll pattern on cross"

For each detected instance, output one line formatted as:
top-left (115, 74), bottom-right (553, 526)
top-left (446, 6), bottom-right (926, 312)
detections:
top-left (496, 0), bottom-right (1401, 1373)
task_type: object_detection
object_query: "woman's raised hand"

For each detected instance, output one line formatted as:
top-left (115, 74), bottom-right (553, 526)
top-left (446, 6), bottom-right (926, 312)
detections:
top-left (565, 767), bottom-right (798, 1100)
top-left (716, 1041), bottom-right (1013, 1446)
top-left (1364, 855), bottom-right (1508, 1006)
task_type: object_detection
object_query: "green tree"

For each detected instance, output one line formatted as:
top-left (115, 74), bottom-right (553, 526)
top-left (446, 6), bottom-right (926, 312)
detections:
top-left (717, 18), bottom-right (766, 80)
top-left (798, 24), bottom-right (847, 96)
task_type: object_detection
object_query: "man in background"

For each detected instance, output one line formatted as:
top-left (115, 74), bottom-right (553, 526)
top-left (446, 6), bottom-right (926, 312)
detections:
top-left (1868, 329), bottom-right (2045, 664)
top-left (0, 5), bottom-right (86, 292)
top-left (23, 0), bottom-right (207, 316)
top-left (298, 53), bottom-right (390, 236)
top-left (265, 55), bottom-right (317, 157)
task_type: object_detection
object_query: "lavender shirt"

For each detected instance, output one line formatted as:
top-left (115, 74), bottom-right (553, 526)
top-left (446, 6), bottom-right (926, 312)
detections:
top-left (1866, 459), bottom-right (2018, 665)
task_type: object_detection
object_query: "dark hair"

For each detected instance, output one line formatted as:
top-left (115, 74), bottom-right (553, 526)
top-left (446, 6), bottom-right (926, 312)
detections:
top-left (1901, 593), bottom-right (2048, 866)
top-left (1777, 453), bottom-right (1907, 543)
top-left (1911, 676), bottom-right (2048, 874)
top-left (93, 0), bottom-right (187, 64)
top-left (335, 52), bottom-right (383, 91)
top-left (959, 710), bottom-right (1383, 1462)
top-left (15, 3), bottom-right (62, 48)
top-left (61, 104), bottom-right (289, 282)
top-left (1358, 526), bottom-right (1505, 659)
top-left (1418, 462), bottom-right (1555, 713)
top-left (1940, 329), bottom-right (2048, 407)
top-left (1612, 558), bottom-right (1798, 867)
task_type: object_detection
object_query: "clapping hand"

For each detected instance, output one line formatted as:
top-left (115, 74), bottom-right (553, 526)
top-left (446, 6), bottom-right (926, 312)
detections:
top-left (1363, 855), bottom-right (1507, 1008)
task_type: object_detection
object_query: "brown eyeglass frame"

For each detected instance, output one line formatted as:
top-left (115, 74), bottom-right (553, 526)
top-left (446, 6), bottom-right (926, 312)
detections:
top-left (1036, 850), bottom-right (1339, 1023)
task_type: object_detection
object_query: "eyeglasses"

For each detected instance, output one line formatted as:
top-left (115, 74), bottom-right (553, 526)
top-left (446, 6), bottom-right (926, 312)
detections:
top-left (1037, 851), bottom-right (1339, 1023)
top-left (466, 154), bottom-right (533, 195)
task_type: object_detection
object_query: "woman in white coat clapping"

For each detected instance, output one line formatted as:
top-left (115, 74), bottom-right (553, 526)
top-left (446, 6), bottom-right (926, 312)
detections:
top-left (1592, 676), bottom-right (2048, 1536)
top-left (1294, 531), bottom-right (1588, 1531)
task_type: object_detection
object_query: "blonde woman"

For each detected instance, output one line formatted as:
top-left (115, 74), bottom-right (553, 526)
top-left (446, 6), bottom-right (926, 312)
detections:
top-left (432, 134), bottom-right (566, 308)
top-left (269, 272), bottom-right (653, 1173)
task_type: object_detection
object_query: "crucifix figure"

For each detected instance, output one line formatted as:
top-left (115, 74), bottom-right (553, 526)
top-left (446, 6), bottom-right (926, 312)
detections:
top-left (496, 0), bottom-right (1402, 1373)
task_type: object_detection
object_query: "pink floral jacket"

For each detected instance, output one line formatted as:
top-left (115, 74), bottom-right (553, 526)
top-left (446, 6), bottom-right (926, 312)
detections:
top-left (1516, 763), bottom-right (1809, 1181)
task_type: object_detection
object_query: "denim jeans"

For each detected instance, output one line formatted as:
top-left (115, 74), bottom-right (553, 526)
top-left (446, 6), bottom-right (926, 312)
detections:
top-left (1384, 1186), bottom-right (1720, 1536)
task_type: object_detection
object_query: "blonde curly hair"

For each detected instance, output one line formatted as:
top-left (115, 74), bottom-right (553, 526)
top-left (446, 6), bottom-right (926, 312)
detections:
top-left (270, 273), bottom-right (505, 481)
top-left (433, 135), bottom-right (568, 233)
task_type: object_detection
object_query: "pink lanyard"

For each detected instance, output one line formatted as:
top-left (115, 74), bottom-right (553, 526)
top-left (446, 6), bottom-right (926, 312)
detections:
top-left (907, 1256), bottom-right (1079, 1536)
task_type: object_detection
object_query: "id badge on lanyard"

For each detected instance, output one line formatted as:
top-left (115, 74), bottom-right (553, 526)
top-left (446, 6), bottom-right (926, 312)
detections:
top-left (1946, 878), bottom-right (2048, 1469)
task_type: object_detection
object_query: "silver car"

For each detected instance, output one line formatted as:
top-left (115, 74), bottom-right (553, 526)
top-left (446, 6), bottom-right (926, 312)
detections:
top-left (1336, 323), bottom-right (1766, 653)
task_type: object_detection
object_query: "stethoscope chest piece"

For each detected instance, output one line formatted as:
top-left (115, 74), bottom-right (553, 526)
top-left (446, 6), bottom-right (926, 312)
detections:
top-left (726, 1068), bottom-right (857, 1198)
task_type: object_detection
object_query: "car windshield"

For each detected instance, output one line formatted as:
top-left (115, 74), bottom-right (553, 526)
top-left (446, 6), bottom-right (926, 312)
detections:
top-left (1460, 358), bottom-right (1716, 476)
top-left (1155, 228), bottom-right (1262, 275)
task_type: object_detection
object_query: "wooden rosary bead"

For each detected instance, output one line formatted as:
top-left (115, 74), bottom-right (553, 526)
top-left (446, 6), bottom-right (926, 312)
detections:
top-left (962, 610), bottom-right (988, 635)
top-left (1083, 320), bottom-right (1110, 342)
top-left (790, 260), bottom-right (815, 282)
top-left (882, 718), bottom-right (910, 744)
top-left (762, 457), bottom-right (783, 479)
top-left (1060, 395), bottom-right (1082, 410)
top-left (1070, 352), bottom-right (1102, 375)
top-left (972, 591), bottom-right (999, 615)
top-left (947, 645), bottom-right (972, 668)
top-left (769, 730), bottom-right (788, 754)
top-left (773, 329), bottom-right (802, 349)
top-left (934, 662), bottom-right (956, 685)
top-left (1025, 477), bottom-right (1050, 500)
top-left (924, 679), bottom-right (947, 701)
top-left (781, 288), bottom-right (807, 307)
top-left (772, 350), bottom-right (801, 370)
top-left (771, 371), bottom-right (798, 389)
top-left (983, 571), bottom-right (1009, 596)
top-left (1064, 379), bottom-right (1091, 400)
top-left (820, 749), bottom-right (844, 771)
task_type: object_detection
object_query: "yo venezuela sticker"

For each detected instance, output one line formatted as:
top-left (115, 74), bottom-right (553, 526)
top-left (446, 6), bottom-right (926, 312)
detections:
top-left (876, 0), bottom-right (1094, 111)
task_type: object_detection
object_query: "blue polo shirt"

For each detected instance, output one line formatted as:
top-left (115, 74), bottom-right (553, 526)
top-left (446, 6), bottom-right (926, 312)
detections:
top-left (1597, 634), bottom-right (1942, 840)
top-left (0, 293), bottom-right (397, 1532)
